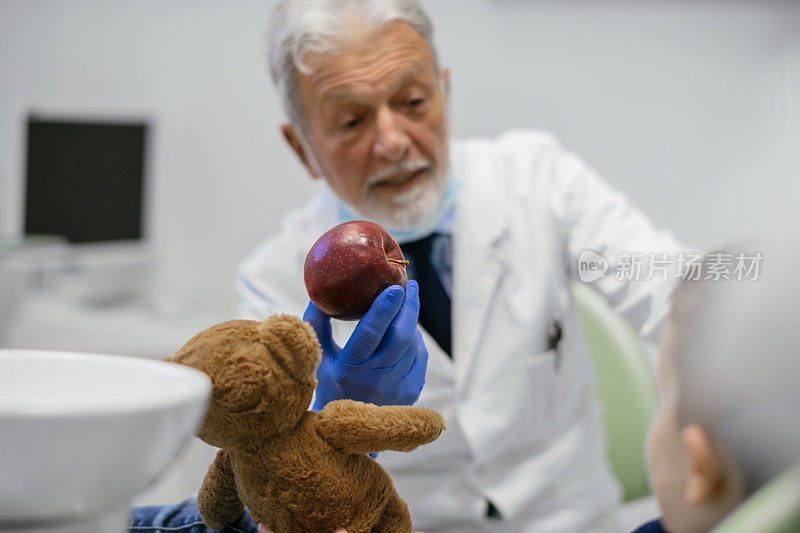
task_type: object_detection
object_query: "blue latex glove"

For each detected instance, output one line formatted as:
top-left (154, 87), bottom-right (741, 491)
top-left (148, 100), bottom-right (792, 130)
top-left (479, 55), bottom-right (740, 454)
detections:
top-left (303, 280), bottom-right (429, 411)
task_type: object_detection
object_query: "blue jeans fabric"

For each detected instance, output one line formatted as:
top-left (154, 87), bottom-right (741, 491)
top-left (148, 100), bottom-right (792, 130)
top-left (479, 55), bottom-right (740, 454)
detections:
top-left (128, 497), bottom-right (258, 533)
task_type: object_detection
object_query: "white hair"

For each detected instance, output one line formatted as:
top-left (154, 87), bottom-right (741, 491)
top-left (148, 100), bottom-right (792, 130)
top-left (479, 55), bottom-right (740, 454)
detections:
top-left (669, 237), bottom-right (800, 491)
top-left (268, 0), bottom-right (437, 124)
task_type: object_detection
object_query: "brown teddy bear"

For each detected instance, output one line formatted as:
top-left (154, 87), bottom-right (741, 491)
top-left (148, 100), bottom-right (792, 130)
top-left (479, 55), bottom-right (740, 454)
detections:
top-left (166, 314), bottom-right (446, 533)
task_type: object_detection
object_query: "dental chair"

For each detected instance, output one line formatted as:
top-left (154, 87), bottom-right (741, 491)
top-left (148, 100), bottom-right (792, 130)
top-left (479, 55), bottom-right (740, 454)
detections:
top-left (572, 283), bottom-right (659, 502)
top-left (712, 461), bottom-right (800, 533)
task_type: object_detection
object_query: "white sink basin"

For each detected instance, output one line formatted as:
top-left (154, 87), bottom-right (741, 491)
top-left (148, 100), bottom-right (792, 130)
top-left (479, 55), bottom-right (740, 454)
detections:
top-left (0, 349), bottom-right (211, 533)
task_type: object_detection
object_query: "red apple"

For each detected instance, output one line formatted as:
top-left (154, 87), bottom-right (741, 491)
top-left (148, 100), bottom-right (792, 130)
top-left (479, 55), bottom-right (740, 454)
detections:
top-left (304, 221), bottom-right (409, 320)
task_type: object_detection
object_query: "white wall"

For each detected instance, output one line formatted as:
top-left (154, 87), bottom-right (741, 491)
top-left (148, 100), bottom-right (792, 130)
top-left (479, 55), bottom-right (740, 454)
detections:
top-left (428, 0), bottom-right (799, 246)
top-left (2, 0), bottom-right (798, 315)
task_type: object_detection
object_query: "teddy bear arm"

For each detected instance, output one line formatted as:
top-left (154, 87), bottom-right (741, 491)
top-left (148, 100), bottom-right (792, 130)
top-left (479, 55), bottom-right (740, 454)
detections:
top-left (197, 449), bottom-right (245, 530)
top-left (316, 399), bottom-right (446, 453)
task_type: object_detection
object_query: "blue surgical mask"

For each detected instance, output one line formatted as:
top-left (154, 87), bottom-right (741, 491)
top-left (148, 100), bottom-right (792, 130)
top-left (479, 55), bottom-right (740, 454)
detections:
top-left (335, 173), bottom-right (460, 244)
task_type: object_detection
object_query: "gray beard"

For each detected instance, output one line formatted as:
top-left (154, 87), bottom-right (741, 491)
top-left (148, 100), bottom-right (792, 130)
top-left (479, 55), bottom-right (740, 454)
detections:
top-left (356, 170), bottom-right (447, 231)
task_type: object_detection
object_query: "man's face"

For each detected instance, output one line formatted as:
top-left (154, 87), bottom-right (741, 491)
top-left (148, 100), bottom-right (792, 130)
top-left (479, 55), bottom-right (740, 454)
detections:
top-left (285, 21), bottom-right (450, 229)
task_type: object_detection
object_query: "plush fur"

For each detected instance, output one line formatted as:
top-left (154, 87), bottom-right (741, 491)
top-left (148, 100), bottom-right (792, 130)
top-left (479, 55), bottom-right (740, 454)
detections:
top-left (166, 315), bottom-right (446, 532)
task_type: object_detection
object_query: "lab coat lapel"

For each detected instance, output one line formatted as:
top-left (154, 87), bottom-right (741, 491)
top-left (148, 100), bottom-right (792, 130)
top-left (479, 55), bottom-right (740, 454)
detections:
top-left (452, 173), bottom-right (509, 390)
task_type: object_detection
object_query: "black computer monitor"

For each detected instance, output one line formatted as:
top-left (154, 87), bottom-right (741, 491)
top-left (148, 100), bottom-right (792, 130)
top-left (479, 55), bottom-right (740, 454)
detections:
top-left (24, 116), bottom-right (148, 244)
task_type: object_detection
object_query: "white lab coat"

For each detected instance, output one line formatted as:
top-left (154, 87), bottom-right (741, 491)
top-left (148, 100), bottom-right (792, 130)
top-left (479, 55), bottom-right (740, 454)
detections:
top-left (238, 130), bottom-right (683, 533)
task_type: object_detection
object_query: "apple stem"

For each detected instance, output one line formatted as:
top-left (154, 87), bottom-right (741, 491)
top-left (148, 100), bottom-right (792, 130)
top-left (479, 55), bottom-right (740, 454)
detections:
top-left (388, 258), bottom-right (410, 266)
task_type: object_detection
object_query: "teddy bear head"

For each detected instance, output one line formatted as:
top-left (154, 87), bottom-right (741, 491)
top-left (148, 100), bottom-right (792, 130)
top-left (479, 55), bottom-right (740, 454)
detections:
top-left (166, 315), bottom-right (321, 451)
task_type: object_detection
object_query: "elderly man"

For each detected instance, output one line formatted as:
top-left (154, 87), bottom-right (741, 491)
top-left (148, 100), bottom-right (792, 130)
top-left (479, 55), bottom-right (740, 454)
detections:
top-left (130, 1), bottom-right (683, 532)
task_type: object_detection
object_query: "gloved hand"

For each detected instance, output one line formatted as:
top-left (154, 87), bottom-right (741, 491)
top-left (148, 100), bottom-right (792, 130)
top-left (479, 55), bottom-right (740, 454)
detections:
top-left (303, 280), bottom-right (429, 411)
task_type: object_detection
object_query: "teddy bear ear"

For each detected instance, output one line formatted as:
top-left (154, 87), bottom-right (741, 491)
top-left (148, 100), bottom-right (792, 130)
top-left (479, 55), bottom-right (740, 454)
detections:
top-left (259, 314), bottom-right (322, 380)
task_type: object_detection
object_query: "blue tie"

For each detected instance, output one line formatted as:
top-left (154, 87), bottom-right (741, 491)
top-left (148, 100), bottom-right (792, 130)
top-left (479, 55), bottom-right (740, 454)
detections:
top-left (400, 233), bottom-right (452, 358)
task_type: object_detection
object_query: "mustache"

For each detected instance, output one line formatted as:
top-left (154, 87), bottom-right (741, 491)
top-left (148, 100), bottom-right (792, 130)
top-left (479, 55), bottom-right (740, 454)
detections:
top-left (364, 159), bottom-right (434, 188)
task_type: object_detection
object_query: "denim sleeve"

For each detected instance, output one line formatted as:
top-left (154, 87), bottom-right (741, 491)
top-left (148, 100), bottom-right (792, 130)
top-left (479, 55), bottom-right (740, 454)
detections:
top-left (128, 496), bottom-right (257, 533)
